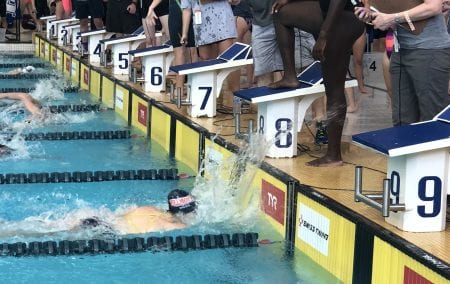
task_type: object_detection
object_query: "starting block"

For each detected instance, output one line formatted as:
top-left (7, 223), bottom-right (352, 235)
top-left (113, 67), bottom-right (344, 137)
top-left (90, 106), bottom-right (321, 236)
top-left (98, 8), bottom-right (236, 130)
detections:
top-left (61, 22), bottom-right (83, 48)
top-left (353, 105), bottom-right (450, 232)
top-left (128, 44), bottom-right (174, 92)
top-left (49, 18), bottom-right (79, 42)
top-left (99, 27), bottom-right (148, 75)
top-left (170, 42), bottom-right (253, 118)
top-left (79, 29), bottom-right (115, 64)
top-left (57, 20), bottom-right (79, 46)
top-left (234, 61), bottom-right (357, 158)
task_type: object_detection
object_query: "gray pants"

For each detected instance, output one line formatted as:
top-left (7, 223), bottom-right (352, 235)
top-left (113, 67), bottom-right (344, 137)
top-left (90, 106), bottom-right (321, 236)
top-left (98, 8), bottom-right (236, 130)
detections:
top-left (390, 48), bottom-right (450, 126)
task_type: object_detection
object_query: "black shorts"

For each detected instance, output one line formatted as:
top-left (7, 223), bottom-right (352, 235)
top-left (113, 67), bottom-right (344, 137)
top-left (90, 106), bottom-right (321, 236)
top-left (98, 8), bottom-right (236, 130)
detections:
top-left (168, 0), bottom-right (195, 48)
top-left (141, 0), bottom-right (169, 18)
top-left (106, 0), bottom-right (141, 34)
top-left (75, 0), bottom-right (105, 19)
top-left (0, 0), bottom-right (6, 18)
top-left (35, 0), bottom-right (51, 18)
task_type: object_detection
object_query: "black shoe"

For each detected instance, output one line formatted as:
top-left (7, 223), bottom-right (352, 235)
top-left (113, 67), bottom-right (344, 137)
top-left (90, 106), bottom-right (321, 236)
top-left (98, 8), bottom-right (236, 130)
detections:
top-left (314, 121), bottom-right (328, 145)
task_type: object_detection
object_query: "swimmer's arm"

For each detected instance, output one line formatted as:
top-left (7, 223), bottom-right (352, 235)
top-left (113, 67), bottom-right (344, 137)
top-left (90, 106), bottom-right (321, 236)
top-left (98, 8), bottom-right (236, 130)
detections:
top-left (0, 93), bottom-right (41, 115)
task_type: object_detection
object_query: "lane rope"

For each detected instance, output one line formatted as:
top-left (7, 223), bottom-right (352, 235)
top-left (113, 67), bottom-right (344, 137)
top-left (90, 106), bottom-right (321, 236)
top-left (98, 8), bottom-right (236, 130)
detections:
top-left (0, 232), bottom-right (261, 257)
top-left (1, 130), bottom-right (131, 141)
top-left (0, 168), bottom-right (180, 184)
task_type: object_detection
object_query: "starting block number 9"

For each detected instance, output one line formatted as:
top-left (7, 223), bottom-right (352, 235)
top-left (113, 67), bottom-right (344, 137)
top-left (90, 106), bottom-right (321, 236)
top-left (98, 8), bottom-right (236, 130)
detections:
top-left (390, 172), bottom-right (442, 218)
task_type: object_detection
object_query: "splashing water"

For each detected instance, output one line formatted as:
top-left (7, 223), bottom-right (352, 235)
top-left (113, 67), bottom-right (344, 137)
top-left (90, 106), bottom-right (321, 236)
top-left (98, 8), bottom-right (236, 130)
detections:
top-left (30, 77), bottom-right (68, 102)
top-left (190, 134), bottom-right (272, 229)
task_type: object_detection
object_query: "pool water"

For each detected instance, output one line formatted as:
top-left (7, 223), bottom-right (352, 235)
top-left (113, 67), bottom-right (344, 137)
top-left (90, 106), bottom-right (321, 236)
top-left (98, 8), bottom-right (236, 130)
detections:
top-left (0, 54), bottom-right (341, 283)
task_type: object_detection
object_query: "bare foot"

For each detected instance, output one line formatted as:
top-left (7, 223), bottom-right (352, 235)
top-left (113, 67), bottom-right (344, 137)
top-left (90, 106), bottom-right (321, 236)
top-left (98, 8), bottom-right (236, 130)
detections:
top-left (306, 156), bottom-right (344, 167)
top-left (358, 85), bottom-right (368, 94)
top-left (346, 103), bottom-right (358, 113)
top-left (268, 78), bottom-right (300, 89)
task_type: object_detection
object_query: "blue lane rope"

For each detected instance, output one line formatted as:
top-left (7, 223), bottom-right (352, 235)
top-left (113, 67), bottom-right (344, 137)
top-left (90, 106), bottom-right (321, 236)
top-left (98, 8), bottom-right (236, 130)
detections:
top-left (0, 232), bottom-right (260, 257)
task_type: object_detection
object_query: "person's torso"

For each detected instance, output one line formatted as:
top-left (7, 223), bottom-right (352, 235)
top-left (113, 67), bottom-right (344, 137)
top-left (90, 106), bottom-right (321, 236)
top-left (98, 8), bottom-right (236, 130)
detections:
top-left (247, 0), bottom-right (272, 27)
top-left (398, 14), bottom-right (450, 49)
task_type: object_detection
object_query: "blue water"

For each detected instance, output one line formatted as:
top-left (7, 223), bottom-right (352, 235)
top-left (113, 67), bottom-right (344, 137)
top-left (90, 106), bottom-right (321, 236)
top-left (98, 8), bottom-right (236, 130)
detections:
top-left (0, 53), bottom-right (341, 283)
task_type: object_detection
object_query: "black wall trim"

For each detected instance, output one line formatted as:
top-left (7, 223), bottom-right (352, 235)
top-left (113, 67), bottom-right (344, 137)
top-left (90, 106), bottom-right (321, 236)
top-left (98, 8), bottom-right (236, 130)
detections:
top-left (352, 222), bottom-right (375, 283)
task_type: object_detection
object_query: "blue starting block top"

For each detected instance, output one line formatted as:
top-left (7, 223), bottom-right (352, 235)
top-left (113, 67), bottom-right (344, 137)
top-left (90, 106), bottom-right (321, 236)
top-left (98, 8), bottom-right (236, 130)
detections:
top-left (234, 61), bottom-right (359, 104)
top-left (435, 104), bottom-right (450, 123)
top-left (352, 120), bottom-right (450, 157)
top-left (169, 42), bottom-right (252, 74)
top-left (128, 44), bottom-right (172, 56)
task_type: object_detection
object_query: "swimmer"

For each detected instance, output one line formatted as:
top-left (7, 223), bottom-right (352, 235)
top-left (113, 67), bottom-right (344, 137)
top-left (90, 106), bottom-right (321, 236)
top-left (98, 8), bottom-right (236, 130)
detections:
top-left (5, 65), bottom-right (35, 75)
top-left (0, 189), bottom-right (196, 238)
top-left (0, 92), bottom-right (42, 116)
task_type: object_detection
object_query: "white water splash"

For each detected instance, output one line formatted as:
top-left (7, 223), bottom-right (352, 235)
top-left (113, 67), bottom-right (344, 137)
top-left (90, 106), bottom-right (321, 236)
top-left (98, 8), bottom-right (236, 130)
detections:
top-left (30, 77), bottom-right (67, 101)
top-left (190, 134), bottom-right (272, 229)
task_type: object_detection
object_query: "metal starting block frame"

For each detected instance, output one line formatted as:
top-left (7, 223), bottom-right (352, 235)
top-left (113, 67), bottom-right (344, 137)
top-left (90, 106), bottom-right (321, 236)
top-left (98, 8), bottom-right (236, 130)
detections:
top-left (47, 17), bottom-right (78, 41)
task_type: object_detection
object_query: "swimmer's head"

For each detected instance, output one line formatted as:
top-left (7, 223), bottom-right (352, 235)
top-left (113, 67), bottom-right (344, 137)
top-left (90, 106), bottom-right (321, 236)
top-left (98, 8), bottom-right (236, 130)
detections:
top-left (167, 189), bottom-right (196, 214)
top-left (23, 66), bottom-right (35, 73)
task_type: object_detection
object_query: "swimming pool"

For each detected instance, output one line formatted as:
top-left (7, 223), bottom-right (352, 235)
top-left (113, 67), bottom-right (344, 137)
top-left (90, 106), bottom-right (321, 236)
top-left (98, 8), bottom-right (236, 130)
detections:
top-left (0, 53), bottom-right (341, 283)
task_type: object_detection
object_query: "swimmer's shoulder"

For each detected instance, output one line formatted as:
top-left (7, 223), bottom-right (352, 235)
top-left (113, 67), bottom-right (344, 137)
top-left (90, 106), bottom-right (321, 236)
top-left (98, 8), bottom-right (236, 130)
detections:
top-left (125, 206), bottom-right (165, 217)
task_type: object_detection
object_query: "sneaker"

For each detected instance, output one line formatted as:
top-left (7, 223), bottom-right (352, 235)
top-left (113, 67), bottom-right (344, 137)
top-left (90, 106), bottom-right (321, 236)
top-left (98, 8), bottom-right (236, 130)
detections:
top-left (314, 121), bottom-right (328, 145)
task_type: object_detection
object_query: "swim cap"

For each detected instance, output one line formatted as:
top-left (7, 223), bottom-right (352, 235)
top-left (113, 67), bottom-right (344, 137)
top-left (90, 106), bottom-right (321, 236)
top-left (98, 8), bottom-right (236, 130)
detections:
top-left (23, 66), bottom-right (35, 73)
top-left (167, 189), bottom-right (196, 214)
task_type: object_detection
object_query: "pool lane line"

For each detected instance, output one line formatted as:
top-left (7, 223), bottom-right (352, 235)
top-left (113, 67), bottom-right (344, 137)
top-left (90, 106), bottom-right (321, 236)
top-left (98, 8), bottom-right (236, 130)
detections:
top-left (0, 168), bottom-right (180, 184)
top-left (1, 130), bottom-right (131, 141)
top-left (0, 232), bottom-right (260, 257)
top-left (0, 63), bottom-right (49, 68)
top-left (0, 87), bottom-right (80, 93)
top-left (0, 74), bottom-right (56, 80)
top-left (0, 54), bottom-right (36, 59)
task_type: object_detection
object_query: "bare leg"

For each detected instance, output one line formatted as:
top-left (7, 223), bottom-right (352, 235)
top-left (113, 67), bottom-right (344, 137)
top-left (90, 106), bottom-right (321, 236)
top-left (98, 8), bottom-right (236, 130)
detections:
top-left (352, 31), bottom-right (367, 93)
top-left (307, 12), bottom-right (364, 166)
top-left (345, 87), bottom-right (358, 113)
top-left (269, 1), bottom-right (322, 89)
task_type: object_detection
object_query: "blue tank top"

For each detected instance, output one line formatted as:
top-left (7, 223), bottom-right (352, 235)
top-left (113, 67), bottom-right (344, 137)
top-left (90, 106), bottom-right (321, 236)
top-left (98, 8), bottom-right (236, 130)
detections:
top-left (319, 0), bottom-right (354, 13)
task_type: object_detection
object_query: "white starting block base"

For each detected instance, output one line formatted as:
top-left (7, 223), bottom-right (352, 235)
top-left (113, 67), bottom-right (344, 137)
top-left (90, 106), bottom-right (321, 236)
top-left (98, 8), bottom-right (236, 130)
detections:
top-left (353, 106), bottom-right (450, 232)
top-left (235, 61), bottom-right (357, 158)
top-left (386, 150), bottom-right (448, 232)
top-left (80, 29), bottom-right (115, 64)
top-left (170, 42), bottom-right (253, 118)
top-left (129, 44), bottom-right (174, 92)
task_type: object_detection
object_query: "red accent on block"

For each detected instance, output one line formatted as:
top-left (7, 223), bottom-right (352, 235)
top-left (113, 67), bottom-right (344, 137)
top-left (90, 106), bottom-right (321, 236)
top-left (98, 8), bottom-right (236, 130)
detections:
top-left (83, 69), bottom-right (89, 85)
top-left (66, 58), bottom-right (71, 72)
top-left (138, 103), bottom-right (147, 126)
top-left (261, 179), bottom-right (285, 225)
top-left (404, 266), bottom-right (432, 284)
